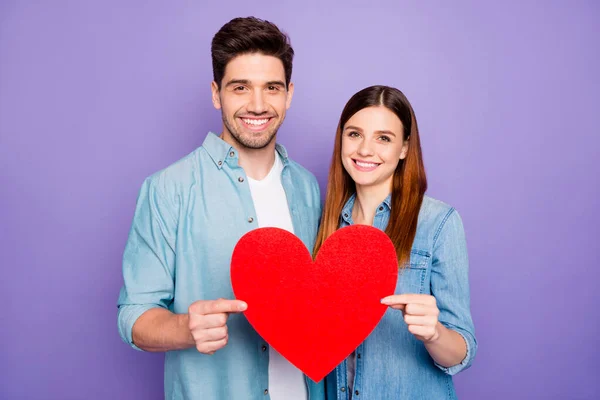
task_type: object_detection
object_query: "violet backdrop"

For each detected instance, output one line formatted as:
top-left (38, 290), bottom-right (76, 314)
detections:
top-left (1, 1), bottom-right (598, 399)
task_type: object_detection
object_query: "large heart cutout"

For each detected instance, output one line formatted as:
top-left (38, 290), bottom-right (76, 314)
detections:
top-left (230, 225), bottom-right (398, 382)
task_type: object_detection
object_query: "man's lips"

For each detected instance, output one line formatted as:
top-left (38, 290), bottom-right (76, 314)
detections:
top-left (238, 116), bottom-right (274, 131)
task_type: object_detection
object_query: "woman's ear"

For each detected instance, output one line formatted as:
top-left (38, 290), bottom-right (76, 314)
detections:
top-left (400, 136), bottom-right (410, 160)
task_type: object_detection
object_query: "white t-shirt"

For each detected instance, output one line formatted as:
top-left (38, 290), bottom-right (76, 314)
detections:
top-left (247, 152), bottom-right (307, 400)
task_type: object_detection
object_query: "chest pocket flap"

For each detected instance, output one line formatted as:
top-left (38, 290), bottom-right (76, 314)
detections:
top-left (397, 249), bottom-right (431, 294)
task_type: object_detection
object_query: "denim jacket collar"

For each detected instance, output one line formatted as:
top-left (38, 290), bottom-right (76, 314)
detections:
top-left (202, 132), bottom-right (290, 169)
top-left (340, 192), bottom-right (392, 225)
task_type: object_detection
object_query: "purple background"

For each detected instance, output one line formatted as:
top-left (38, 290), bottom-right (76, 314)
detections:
top-left (1, 1), bottom-right (598, 399)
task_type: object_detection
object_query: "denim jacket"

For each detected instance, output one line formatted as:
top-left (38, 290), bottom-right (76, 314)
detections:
top-left (117, 133), bottom-right (325, 400)
top-left (325, 193), bottom-right (477, 400)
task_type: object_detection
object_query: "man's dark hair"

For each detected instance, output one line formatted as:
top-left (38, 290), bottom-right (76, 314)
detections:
top-left (211, 17), bottom-right (294, 89)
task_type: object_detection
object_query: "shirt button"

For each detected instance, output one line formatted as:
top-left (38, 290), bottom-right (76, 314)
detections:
top-left (248, 217), bottom-right (254, 223)
top-left (230, 151), bottom-right (235, 157)
top-left (264, 389), bottom-right (268, 395)
top-left (344, 213), bottom-right (349, 218)
top-left (218, 161), bottom-right (222, 166)
top-left (262, 345), bottom-right (267, 352)
top-left (357, 353), bottom-right (361, 359)
top-left (238, 177), bottom-right (244, 182)
top-left (378, 206), bottom-right (384, 211)
top-left (355, 390), bottom-right (360, 395)
top-left (340, 387), bottom-right (346, 392)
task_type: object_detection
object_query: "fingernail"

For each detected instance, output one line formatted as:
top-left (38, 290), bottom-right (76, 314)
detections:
top-left (380, 298), bottom-right (391, 304)
top-left (239, 302), bottom-right (247, 311)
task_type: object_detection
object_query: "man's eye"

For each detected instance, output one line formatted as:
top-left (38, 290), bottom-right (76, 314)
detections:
top-left (268, 86), bottom-right (279, 91)
top-left (234, 86), bottom-right (246, 91)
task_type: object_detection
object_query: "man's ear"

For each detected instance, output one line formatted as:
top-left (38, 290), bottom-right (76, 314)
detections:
top-left (211, 81), bottom-right (221, 110)
top-left (285, 82), bottom-right (294, 110)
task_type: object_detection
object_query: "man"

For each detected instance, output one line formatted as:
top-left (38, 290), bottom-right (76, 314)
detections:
top-left (117, 17), bottom-right (324, 400)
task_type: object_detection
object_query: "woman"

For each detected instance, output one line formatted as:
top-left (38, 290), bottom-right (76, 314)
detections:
top-left (315, 85), bottom-right (477, 399)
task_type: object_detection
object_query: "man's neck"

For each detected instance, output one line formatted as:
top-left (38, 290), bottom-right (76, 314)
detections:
top-left (220, 133), bottom-right (277, 180)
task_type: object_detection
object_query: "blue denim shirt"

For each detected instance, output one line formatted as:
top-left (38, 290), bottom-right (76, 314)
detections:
top-left (117, 132), bottom-right (325, 400)
top-left (326, 194), bottom-right (477, 400)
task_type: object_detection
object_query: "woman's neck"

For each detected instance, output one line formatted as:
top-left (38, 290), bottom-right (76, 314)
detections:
top-left (352, 181), bottom-right (392, 226)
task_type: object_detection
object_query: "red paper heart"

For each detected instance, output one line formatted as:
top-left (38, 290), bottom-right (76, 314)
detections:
top-left (230, 225), bottom-right (398, 382)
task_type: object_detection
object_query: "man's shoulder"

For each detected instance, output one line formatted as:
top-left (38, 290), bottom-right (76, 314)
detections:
top-left (283, 157), bottom-right (321, 210)
top-left (285, 157), bottom-right (318, 185)
top-left (143, 147), bottom-right (207, 194)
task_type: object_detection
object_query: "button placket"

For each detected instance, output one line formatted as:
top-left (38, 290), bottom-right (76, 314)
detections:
top-left (228, 165), bottom-right (255, 226)
top-left (352, 344), bottom-right (364, 398)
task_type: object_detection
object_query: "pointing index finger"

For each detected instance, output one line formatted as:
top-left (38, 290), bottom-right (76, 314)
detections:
top-left (380, 294), bottom-right (428, 305)
top-left (204, 299), bottom-right (247, 314)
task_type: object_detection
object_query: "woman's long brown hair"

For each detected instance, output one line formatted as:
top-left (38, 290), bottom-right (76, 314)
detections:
top-left (313, 85), bottom-right (427, 266)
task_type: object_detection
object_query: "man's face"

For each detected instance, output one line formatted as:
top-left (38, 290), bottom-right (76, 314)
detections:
top-left (211, 53), bottom-right (294, 149)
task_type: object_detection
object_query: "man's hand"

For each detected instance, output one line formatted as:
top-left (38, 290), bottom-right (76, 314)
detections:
top-left (188, 298), bottom-right (247, 354)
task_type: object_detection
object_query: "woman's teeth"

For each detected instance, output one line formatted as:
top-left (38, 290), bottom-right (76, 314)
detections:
top-left (355, 161), bottom-right (379, 168)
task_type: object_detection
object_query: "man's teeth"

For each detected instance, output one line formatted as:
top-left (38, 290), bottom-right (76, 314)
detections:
top-left (242, 118), bottom-right (269, 126)
top-left (356, 161), bottom-right (379, 168)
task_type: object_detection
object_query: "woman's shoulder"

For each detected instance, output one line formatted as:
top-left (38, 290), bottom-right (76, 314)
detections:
top-left (415, 195), bottom-right (464, 244)
top-left (419, 195), bottom-right (456, 220)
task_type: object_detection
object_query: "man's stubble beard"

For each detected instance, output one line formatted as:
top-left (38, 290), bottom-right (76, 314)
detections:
top-left (221, 112), bottom-right (284, 150)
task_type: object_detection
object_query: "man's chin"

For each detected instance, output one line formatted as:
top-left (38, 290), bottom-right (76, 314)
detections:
top-left (234, 130), bottom-right (277, 149)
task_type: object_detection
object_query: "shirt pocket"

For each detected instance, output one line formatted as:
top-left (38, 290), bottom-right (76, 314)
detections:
top-left (397, 250), bottom-right (431, 294)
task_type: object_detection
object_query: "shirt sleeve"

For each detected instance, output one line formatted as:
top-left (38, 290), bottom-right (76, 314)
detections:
top-left (117, 176), bottom-right (178, 350)
top-left (430, 208), bottom-right (477, 375)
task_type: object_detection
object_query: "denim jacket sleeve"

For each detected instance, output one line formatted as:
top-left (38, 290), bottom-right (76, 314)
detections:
top-left (116, 176), bottom-right (178, 350)
top-left (430, 208), bottom-right (477, 375)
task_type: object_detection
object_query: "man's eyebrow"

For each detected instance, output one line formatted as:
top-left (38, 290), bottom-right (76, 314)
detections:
top-left (224, 79), bottom-right (286, 88)
top-left (225, 79), bottom-right (250, 86)
top-left (266, 80), bottom-right (286, 87)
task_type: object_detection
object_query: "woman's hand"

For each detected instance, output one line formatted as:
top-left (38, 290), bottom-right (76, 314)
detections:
top-left (381, 294), bottom-right (441, 343)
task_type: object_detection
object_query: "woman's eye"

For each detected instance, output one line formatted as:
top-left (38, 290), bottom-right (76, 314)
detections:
top-left (379, 136), bottom-right (391, 142)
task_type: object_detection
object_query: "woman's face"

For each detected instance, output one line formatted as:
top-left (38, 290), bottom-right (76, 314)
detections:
top-left (341, 106), bottom-right (409, 191)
